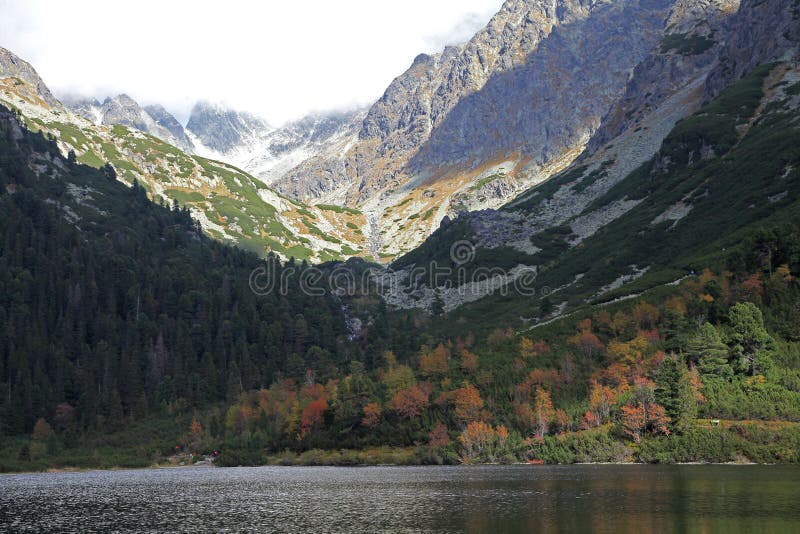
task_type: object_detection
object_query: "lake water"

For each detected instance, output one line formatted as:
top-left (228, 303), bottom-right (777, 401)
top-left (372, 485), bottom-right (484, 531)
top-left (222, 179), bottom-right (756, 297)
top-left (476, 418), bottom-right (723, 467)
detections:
top-left (1, 465), bottom-right (799, 532)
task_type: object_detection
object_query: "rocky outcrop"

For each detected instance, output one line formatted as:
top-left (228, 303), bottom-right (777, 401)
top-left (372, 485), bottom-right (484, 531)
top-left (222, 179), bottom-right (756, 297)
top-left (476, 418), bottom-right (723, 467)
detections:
top-left (274, 0), bottom-right (687, 258)
top-left (62, 93), bottom-right (195, 153)
top-left (0, 47), bottom-right (60, 107)
top-left (143, 104), bottom-right (194, 152)
top-left (102, 95), bottom-right (193, 152)
top-left (280, 0), bottom-right (605, 203)
top-left (704, 0), bottom-right (800, 99)
top-left (243, 108), bottom-right (365, 186)
top-left (59, 95), bottom-right (103, 123)
top-left (185, 101), bottom-right (272, 155)
top-left (586, 0), bottom-right (739, 153)
top-left (407, 0), bottom-right (672, 185)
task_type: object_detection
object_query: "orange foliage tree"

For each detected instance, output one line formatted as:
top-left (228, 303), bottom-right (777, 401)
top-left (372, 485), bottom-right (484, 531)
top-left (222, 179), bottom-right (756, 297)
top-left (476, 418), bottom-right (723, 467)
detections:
top-left (419, 344), bottom-right (450, 377)
top-left (581, 380), bottom-right (617, 428)
top-left (620, 376), bottom-right (670, 442)
top-left (296, 382), bottom-right (329, 439)
top-left (606, 335), bottom-right (650, 365)
top-left (361, 402), bottom-right (381, 428)
top-left (458, 421), bottom-right (509, 462)
top-left (388, 384), bottom-right (431, 419)
top-left (450, 383), bottom-right (485, 425)
top-left (31, 418), bottom-right (53, 441)
top-left (532, 388), bottom-right (555, 439)
top-left (568, 318), bottom-right (604, 360)
top-left (620, 404), bottom-right (647, 443)
top-left (460, 350), bottom-right (479, 373)
top-left (300, 398), bottom-right (328, 438)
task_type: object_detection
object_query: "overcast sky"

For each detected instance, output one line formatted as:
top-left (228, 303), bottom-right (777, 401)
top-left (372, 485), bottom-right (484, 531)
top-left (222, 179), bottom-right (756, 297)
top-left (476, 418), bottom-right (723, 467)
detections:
top-left (0, 0), bottom-right (504, 125)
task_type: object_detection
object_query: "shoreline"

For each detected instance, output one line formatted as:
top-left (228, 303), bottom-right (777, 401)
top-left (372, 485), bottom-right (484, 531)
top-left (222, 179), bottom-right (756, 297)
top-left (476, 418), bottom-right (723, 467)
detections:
top-left (1, 460), bottom-right (783, 476)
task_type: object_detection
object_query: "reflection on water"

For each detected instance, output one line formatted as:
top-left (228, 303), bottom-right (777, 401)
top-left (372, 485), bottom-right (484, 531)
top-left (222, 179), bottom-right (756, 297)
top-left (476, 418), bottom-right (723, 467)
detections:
top-left (1, 465), bottom-right (799, 533)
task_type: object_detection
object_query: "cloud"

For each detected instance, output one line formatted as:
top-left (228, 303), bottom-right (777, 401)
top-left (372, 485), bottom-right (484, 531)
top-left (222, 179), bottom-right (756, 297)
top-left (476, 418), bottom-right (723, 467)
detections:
top-left (0, 0), bottom-right (503, 124)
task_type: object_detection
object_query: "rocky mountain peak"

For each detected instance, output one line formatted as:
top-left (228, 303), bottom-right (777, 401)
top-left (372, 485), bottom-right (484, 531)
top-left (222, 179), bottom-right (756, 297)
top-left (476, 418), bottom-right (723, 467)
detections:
top-left (59, 92), bottom-right (194, 153)
top-left (101, 94), bottom-right (151, 131)
top-left (0, 47), bottom-right (59, 107)
top-left (143, 104), bottom-right (194, 152)
top-left (186, 101), bottom-right (272, 156)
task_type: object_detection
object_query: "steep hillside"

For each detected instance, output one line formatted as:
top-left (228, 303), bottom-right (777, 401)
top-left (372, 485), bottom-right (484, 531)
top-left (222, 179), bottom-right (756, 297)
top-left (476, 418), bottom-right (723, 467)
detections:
top-left (271, 0), bottom-right (742, 259)
top-left (62, 94), bottom-right (195, 153)
top-left (390, 59), bottom-right (800, 327)
top-left (0, 102), bottom-right (357, 442)
top-left (0, 47), bottom-right (368, 261)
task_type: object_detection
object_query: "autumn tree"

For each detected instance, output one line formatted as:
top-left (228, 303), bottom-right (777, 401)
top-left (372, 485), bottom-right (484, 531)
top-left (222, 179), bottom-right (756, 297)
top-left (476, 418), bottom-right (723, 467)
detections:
top-left (259, 380), bottom-right (298, 437)
top-left (620, 405), bottom-right (647, 443)
top-left (460, 350), bottom-right (479, 373)
top-left (583, 380), bottom-right (617, 427)
top-left (606, 335), bottom-right (650, 365)
top-left (554, 409), bottom-right (571, 434)
top-left (519, 338), bottom-right (549, 360)
top-left (361, 402), bottom-right (381, 428)
top-left (620, 377), bottom-right (670, 442)
top-left (532, 388), bottom-right (555, 440)
top-left (568, 320), bottom-right (604, 360)
top-left (31, 418), bottom-right (53, 441)
top-left (633, 302), bottom-right (660, 331)
top-left (187, 417), bottom-right (204, 450)
top-left (388, 384), bottom-right (431, 419)
top-left (420, 344), bottom-right (450, 376)
top-left (299, 399), bottom-right (328, 438)
top-left (295, 382), bottom-right (329, 439)
top-left (381, 362), bottom-right (416, 397)
top-left (458, 422), bottom-right (508, 462)
top-left (450, 383), bottom-right (485, 426)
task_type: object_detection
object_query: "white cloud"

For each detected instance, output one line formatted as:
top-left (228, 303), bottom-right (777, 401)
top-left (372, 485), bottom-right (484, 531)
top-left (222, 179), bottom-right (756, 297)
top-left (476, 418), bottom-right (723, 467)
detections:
top-left (0, 0), bottom-right (503, 124)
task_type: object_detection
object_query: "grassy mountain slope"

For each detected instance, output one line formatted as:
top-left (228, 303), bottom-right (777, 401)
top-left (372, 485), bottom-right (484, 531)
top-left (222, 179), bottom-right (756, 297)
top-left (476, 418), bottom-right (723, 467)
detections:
top-left (0, 66), bottom-right (367, 261)
top-left (392, 61), bottom-right (800, 336)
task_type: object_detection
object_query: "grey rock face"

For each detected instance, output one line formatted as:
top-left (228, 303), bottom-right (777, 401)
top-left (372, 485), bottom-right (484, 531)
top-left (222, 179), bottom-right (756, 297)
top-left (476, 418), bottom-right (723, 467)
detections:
top-left (277, 0), bottom-right (677, 207)
top-left (60, 93), bottom-right (195, 153)
top-left (96, 94), bottom-right (195, 153)
top-left (243, 108), bottom-right (365, 186)
top-left (704, 0), bottom-right (800, 99)
top-left (143, 104), bottom-right (194, 152)
top-left (185, 101), bottom-right (272, 155)
top-left (268, 110), bottom-right (362, 156)
top-left (409, 0), bottom-right (671, 177)
top-left (586, 0), bottom-right (738, 153)
top-left (59, 95), bottom-right (103, 123)
top-left (0, 47), bottom-right (60, 107)
top-left (101, 94), bottom-right (152, 131)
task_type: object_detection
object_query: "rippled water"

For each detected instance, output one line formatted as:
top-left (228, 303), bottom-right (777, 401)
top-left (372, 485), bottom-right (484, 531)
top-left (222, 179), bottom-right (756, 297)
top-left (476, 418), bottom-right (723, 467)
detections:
top-left (1, 465), bottom-right (799, 532)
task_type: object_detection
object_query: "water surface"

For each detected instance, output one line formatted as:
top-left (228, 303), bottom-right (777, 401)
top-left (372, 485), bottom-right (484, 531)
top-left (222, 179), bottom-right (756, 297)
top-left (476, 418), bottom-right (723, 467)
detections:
top-left (1, 465), bottom-right (799, 532)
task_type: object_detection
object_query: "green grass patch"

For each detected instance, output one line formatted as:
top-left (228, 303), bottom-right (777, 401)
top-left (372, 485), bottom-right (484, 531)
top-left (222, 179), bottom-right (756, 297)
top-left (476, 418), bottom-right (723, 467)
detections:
top-left (470, 173), bottom-right (504, 191)
top-left (316, 203), bottom-right (361, 215)
top-left (661, 33), bottom-right (715, 55)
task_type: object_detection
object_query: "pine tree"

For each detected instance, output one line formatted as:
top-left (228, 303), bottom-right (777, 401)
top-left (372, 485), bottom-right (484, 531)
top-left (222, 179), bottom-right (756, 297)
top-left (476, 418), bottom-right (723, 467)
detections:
top-left (729, 302), bottom-right (774, 376)
top-left (687, 323), bottom-right (732, 376)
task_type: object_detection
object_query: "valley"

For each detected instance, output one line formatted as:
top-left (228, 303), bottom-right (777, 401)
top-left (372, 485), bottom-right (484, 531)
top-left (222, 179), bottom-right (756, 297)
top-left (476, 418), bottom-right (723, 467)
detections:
top-left (1, 0), bottom-right (799, 474)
